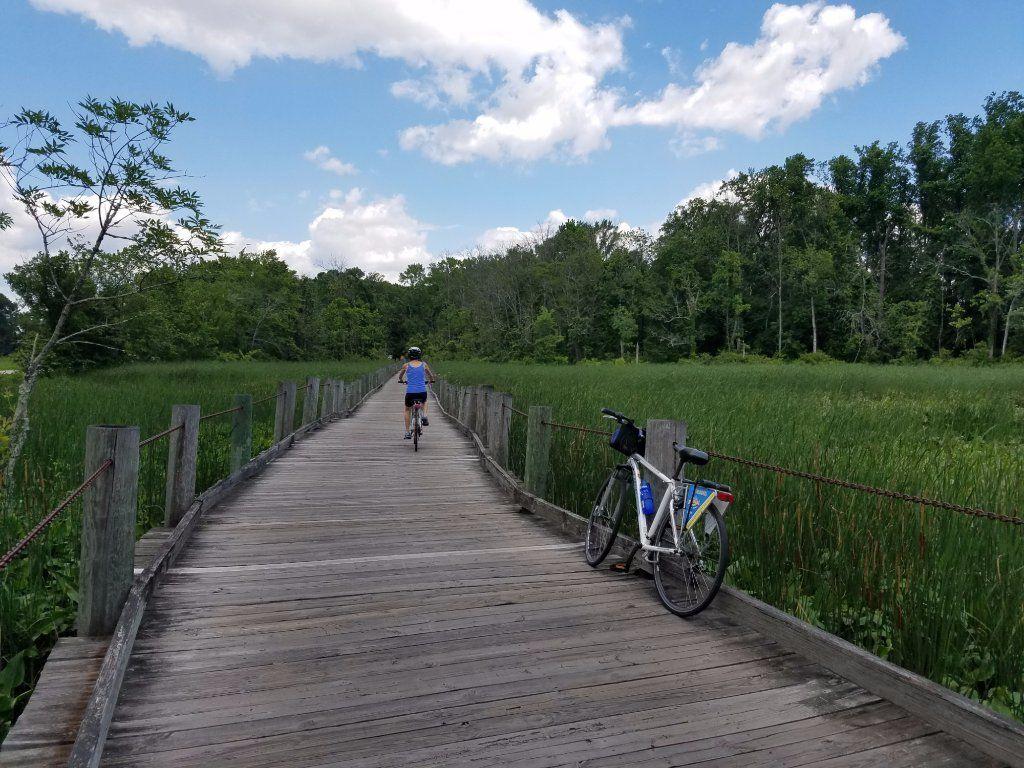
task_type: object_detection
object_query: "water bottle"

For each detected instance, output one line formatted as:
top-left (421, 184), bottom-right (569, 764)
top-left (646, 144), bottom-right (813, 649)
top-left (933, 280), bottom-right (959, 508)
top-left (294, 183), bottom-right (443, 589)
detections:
top-left (640, 481), bottom-right (655, 517)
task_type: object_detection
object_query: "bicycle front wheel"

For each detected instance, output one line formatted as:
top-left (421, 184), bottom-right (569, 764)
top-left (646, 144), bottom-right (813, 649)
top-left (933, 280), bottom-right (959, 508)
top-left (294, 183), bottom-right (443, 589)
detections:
top-left (652, 505), bottom-right (729, 617)
top-left (585, 468), bottom-right (631, 567)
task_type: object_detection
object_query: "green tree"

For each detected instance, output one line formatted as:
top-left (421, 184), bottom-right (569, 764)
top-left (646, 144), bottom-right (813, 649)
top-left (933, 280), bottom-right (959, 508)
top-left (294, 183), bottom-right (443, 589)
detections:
top-left (0, 98), bottom-right (219, 478)
top-left (709, 249), bottom-right (749, 353)
top-left (530, 307), bottom-right (564, 363)
top-left (609, 306), bottom-right (637, 360)
top-left (0, 294), bottom-right (19, 355)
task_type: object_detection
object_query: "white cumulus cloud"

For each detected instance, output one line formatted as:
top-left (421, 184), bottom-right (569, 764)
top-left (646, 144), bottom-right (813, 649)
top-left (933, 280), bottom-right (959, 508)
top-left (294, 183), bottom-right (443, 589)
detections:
top-left (29, 1), bottom-right (905, 165)
top-left (678, 169), bottom-right (741, 208)
top-left (476, 209), bottom-right (568, 252)
top-left (303, 146), bottom-right (357, 176)
top-left (224, 187), bottom-right (432, 281)
top-left (619, 3), bottom-right (905, 137)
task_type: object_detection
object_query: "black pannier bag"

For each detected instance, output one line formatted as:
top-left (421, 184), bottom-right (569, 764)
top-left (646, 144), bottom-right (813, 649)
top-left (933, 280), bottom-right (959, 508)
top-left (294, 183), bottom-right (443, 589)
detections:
top-left (610, 422), bottom-right (645, 457)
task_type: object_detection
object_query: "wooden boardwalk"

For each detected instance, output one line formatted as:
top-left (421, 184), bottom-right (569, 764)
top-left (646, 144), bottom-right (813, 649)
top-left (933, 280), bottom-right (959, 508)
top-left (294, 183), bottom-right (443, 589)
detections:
top-left (46, 378), bottom-right (1002, 765)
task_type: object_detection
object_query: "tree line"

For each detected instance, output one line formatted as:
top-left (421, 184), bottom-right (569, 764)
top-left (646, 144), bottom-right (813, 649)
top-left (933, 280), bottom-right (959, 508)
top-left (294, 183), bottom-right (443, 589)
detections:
top-left (4, 92), bottom-right (1023, 374)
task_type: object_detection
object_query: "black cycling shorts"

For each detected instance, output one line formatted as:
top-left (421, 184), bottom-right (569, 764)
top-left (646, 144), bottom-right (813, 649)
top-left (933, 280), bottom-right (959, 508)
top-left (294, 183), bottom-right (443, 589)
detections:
top-left (405, 392), bottom-right (428, 407)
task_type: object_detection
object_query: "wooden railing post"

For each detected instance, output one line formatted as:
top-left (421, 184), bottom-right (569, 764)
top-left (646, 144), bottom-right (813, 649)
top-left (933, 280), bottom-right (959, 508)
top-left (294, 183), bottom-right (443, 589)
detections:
top-left (335, 381), bottom-right (345, 415)
top-left (302, 376), bottom-right (320, 425)
top-left (645, 418), bottom-right (687, 500)
top-left (78, 425), bottom-right (139, 637)
top-left (491, 392), bottom-right (513, 467)
top-left (164, 404), bottom-right (200, 527)
top-left (524, 405), bottom-right (552, 497)
top-left (475, 385), bottom-right (493, 442)
top-left (320, 379), bottom-right (334, 420)
top-left (230, 394), bottom-right (252, 473)
top-left (488, 392), bottom-right (503, 454)
top-left (465, 387), bottom-right (479, 431)
top-left (273, 380), bottom-right (297, 441)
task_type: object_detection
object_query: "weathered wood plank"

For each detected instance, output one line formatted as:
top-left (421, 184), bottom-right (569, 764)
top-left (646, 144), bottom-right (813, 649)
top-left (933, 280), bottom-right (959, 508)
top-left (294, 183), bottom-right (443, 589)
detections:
top-left (14, 372), bottom-right (1004, 768)
top-left (163, 405), bottom-right (199, 527)
top-left (229, 393), bottom-right (252, 473)
top-left (78, 425), bottom-right (140, 638)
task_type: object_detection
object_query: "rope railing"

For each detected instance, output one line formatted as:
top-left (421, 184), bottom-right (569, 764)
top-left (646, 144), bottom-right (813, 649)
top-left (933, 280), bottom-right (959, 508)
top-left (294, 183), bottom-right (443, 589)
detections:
top-left (542, 419), bottom-right (613, 437)
top-left (501, 402), bottom-right (528, 418)
top-left (703, 448), bottom-right (1024, 527)
top-left (199, 405), bottom-right (243, 422)
top-left (457, 381), bottom-right (1023, 527)
top-left (1, 365), bottom-right (397, 578)
top-left (0, 459), bottom-right (113, 573)
top-left (139, 422), bottom-right (183, 448)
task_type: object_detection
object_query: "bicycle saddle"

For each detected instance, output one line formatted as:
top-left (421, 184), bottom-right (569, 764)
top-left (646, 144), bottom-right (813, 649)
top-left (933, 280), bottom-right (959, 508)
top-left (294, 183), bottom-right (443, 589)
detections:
top-left (676, 446), bottom-right (710, 466)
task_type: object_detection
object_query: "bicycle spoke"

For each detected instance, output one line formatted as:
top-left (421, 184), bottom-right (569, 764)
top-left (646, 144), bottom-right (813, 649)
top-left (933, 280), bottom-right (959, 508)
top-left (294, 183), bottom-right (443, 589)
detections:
top-left (585, 469), bottom-right (630, 567)
top-left (653, 506), bottom-right (728, 617)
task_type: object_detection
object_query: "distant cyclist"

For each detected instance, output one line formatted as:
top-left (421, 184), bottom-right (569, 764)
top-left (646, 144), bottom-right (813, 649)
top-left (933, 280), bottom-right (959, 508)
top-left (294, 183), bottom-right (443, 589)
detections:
top-left (398, 347), bottom-right (434, 439)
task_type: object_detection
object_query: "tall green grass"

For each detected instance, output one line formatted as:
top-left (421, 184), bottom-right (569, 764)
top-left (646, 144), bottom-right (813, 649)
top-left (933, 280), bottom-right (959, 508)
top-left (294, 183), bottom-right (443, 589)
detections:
top-left (438, 360), bottom-right (1024, 720)
top-left (0, 359), bottom-right (385, 737)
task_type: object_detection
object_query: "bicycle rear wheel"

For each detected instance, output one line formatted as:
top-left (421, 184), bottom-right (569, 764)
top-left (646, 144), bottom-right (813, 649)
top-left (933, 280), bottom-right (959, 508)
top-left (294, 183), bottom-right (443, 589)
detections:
top-left (413, 418), bottom-right (420, 451)
top-left (652, 505), bottom-right (728, 617)
top-left (585, 467), bottom-right (631, 567)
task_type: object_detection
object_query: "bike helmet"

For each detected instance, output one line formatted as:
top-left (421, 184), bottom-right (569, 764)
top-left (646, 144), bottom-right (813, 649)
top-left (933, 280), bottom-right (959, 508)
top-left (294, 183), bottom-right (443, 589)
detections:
top-left (408, 346), bottom-right (422, 359)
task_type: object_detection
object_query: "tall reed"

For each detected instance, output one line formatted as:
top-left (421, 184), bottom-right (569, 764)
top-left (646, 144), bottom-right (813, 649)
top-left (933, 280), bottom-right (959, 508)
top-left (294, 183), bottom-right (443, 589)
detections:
top-left (0, 359), bottom-right (386, 737)
top-left (439, 360), bottom-right (1024, 720)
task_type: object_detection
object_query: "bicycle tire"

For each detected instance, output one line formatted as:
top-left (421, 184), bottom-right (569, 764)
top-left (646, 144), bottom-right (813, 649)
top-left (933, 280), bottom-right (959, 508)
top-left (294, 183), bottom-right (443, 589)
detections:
top-left (413, 419), bottom-right (419, 451)
top-left (585, 468), bottom-right (630, 567)
top-left (652, 504), bottom-right (729, 617)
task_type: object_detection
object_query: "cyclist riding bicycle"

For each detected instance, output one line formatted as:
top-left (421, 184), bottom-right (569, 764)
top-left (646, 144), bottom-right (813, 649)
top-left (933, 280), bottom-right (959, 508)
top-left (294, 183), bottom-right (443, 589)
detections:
top-left (398, 347), bottom-right (434, 440)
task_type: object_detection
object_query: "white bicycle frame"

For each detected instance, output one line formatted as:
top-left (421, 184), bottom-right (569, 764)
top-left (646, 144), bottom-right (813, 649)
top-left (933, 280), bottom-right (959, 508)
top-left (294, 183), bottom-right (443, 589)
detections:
top-left (620, 453), bottom-right (731, 555)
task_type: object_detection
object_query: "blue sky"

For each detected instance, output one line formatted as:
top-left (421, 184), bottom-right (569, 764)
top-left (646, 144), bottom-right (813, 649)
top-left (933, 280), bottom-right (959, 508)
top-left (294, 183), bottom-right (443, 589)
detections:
top-left (2, 0), bottom-right (1022, 280)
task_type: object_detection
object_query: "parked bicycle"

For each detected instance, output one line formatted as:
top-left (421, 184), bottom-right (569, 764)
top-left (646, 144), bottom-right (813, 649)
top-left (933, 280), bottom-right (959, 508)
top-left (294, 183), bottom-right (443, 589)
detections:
top-left (585, 408), bottom-right (735, 617)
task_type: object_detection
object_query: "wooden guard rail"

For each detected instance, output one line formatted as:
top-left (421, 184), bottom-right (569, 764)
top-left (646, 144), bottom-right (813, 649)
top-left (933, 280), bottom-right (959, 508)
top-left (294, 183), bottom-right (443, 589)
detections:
top-left (430, 376), bottom-right (1024, 768)
top-left (65, 363), bottom-right (397, 768)
top-left (0, 363), bottom-right (398, 768)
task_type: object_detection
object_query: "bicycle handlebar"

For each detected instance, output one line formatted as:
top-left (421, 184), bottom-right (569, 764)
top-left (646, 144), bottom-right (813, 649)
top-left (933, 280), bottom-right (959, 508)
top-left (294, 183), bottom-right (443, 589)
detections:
top-left (600, 407), bottom-right (632, 424)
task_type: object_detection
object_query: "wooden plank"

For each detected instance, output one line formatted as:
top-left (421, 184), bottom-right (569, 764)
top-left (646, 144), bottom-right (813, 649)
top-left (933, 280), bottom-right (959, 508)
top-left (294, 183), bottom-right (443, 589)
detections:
top-left (163, 405), bottom-right (199, 527)
top-left (0, 638), bottom-right (108, 767)
top-left (716, 586), bottom-right (1024, 767)
top-left (301, 376), bottom-right (320, 426)
top-left (524, 404), bottom-right (552, 496)
top-left (434, 380), bottom-right (1022, 768)
top-left (229, 393), bottom-right (252, 473)
top-left (40, 371), bottom-right (1010, 768)
top-left (78, 425), bottom-right (140, 637)
top-left (59, 368), bottom-right (394, 768)
top-left (645, 417), bottom-right (686, 499)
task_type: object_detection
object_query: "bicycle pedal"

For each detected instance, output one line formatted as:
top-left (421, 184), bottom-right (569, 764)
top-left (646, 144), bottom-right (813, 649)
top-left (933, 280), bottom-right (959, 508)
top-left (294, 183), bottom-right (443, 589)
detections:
top-left (608, 561), bottom-right (630, 574)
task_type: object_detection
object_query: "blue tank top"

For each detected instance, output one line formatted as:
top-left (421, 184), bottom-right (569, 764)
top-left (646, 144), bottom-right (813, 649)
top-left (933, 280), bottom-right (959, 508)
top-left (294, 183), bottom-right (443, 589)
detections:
top-left (405, 363), bottom-right (427, 393)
